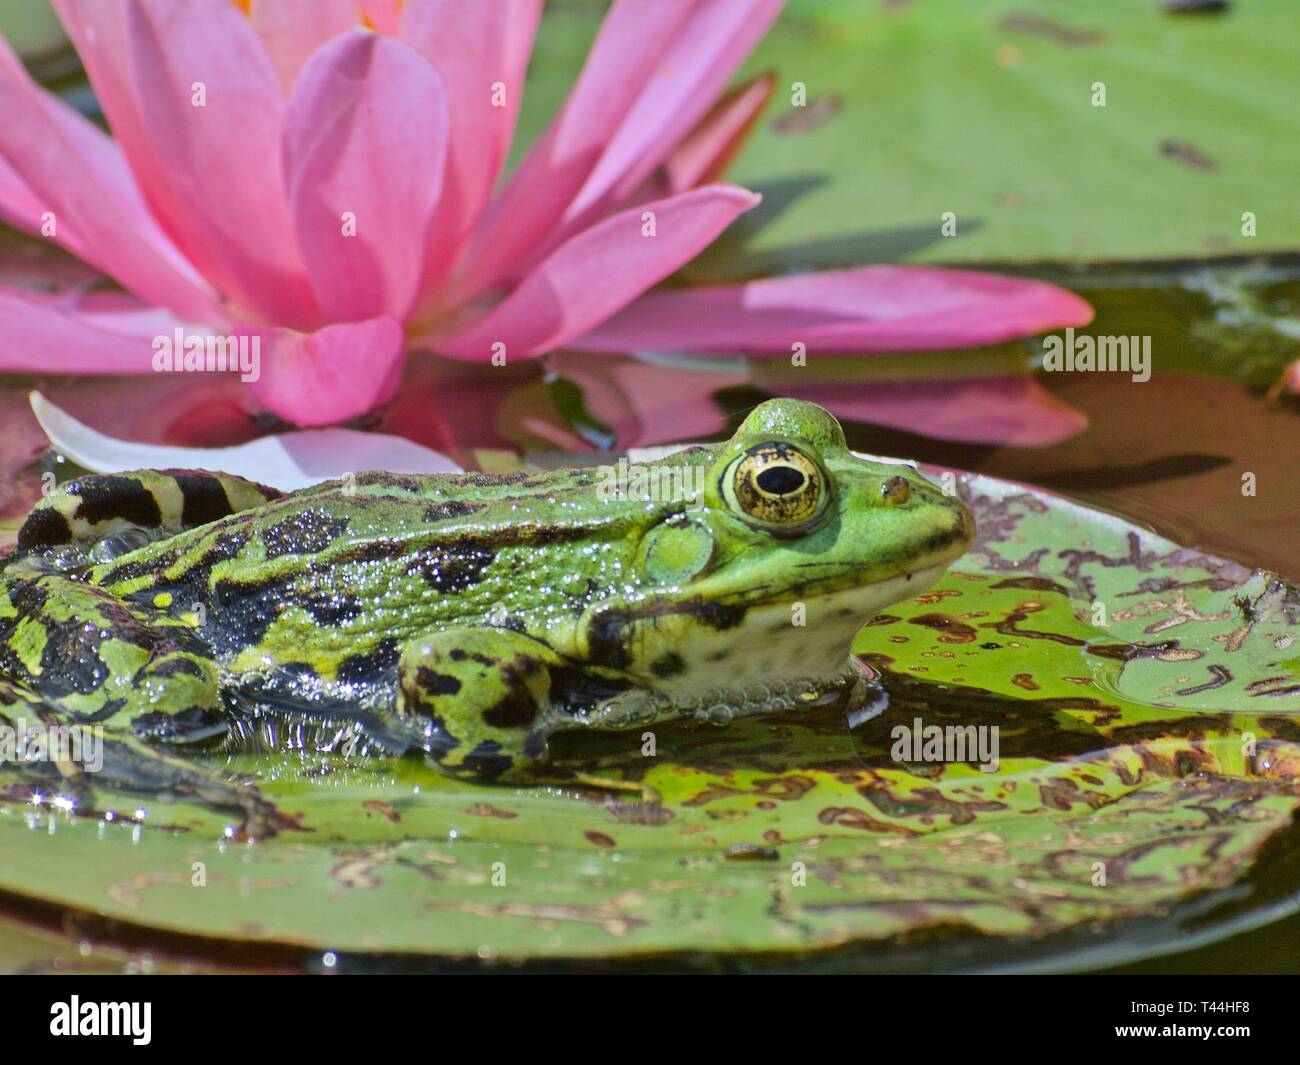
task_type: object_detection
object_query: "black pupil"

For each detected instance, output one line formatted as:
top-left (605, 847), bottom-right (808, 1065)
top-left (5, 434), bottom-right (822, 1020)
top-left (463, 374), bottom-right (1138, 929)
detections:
top-left (756, 465), bottom-right (806, 495)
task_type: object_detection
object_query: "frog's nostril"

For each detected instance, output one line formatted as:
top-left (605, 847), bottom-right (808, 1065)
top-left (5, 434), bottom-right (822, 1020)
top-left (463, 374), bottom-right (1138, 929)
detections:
top-left (881, 476), bottom-right (910, 505)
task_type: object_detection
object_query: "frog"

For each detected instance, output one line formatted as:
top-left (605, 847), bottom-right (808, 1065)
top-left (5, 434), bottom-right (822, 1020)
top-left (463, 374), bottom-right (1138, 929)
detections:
top-left (0, 398), bottom-right (974, 810)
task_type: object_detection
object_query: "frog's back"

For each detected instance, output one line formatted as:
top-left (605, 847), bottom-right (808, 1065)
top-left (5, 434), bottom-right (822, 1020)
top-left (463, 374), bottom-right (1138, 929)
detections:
top-left (77, 467), bottom-right (682, 692)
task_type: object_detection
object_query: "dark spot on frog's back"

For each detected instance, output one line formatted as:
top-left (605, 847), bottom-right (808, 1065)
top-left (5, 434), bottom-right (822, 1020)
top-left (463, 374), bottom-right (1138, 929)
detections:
top-left (4, 577), bottom-right (48, 619)
top-left (424, 500), bottom-right (486, 522)
top-left (149, 655), bottom-right (208, 680)
top-left (336, 637), bottom-right (401, 685)
top-left (107, 527), bottom-right (251, 587)
top-left (16, 506), bottom-right (72, 549)
top-left (70, 475), bottom-right (162, 529)
top-left (406, 546), bottom-right (495, 593)
top-left (450, 471), bottom-right (533, 488)
top-left (38, 618), bottom-right (111, 695)
top-left (262, 509), bottom-right (351, 558)
top-left (202, 575), bottom-right (361, 653)
top-left (992, 576), bottom-right (1070, 596)
top-left (353, 471), bottom-right (427, 493)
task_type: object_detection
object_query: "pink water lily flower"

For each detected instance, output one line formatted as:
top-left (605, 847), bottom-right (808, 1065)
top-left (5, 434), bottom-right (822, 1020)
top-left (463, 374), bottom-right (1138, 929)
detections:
top-left (0, 0), bottom-right (1091, 440)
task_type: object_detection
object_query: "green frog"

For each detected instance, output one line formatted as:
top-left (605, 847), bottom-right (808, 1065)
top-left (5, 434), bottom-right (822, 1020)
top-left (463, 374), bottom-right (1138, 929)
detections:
top-left (0, 399), bottom-right (973, 805)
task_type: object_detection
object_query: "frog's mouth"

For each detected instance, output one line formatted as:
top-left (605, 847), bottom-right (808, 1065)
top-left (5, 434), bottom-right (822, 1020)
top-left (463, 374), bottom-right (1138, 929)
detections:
top-left (737, 559), bottom-right (956, 624)
top-left (582, 559), bottom-right (959, 696)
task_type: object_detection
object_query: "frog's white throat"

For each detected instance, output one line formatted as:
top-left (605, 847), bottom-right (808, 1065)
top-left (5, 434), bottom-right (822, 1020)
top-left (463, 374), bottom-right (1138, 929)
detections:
top-left (646, 562), bottom-right (951, 698)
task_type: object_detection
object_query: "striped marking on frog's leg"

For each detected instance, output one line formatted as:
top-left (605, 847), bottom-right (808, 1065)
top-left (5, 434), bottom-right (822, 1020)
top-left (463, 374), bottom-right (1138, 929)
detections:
top-left (0, 574), bottom-right (225, 742)
top-left (16, 469), bottom-right (282, 551)
top-left (394, 629), bottom-right (659, 800)
top-left (395, 628), bottom-right (565, 783)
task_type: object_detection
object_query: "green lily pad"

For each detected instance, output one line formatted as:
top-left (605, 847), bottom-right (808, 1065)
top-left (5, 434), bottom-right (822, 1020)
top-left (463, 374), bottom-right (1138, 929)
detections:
top-left (520, 0), bottom-right (1300, 270)
top-left (0, 464), bottom-right (1296, 969)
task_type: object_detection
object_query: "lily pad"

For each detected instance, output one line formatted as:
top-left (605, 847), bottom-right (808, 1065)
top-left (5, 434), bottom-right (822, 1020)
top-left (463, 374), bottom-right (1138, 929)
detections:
top-left (0, 462), bottom-right (1296, 969)
top-left (519, 0), bottom-right (1300, 269)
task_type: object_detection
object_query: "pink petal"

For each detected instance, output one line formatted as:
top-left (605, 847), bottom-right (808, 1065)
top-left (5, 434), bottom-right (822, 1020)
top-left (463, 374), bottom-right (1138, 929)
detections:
top-left (663, 71), bottom-right (777, 194)
top-left (247, 0), bottom-right (359, 95)
top-left (401, 0), bottom-right (543, 303)
top-left (548, 351), bottom-right (746, 449)
top-left (569, 266), bottom-right (1095, 355)
top-left (358, 0), bottom-right (403, 35)
top-left (42, 371), bottom-right (263, 449)
top-left (123, 0), bottom-right (319, 327)
top-left (381, 355), bottom-right (546, 455)
top-left (435, 185), bottom-right (760, 362)
top-left (0, 225), bottom-right (102, 290)
top-left (561, 1), bottom-right (783, 234)
top-left (244, 315), bottom-right (407, 427)
top-left (0, 152), bottom-right (91, 264)
top-left (784, 377), bottom-right (1088, 447)
top-left (454, 0), bottom-right (697, 297)
top-left (0, 35), bottom-right (219, 321)
top-left (0, 283), bottom-right (179, 374)
top-left (55, 0), bottom-right (213, 291)
top-left (283, 30), bottom-right (449, 322)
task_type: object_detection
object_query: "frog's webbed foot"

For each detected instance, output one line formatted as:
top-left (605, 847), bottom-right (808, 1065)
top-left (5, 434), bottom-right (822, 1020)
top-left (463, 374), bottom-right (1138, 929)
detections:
top-left (0, 682), bottom-right (294, 839)
top-left (91, 730), bottom-right (300, 839)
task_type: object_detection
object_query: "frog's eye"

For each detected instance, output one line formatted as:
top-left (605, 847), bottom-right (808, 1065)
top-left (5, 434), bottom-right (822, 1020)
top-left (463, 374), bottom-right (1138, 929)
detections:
top-left (723, 443), bottom-right (827, 532)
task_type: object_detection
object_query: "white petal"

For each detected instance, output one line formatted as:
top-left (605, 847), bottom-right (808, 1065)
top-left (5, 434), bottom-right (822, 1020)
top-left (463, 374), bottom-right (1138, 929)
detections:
top-left (30, 392), bottom-right (461, 492)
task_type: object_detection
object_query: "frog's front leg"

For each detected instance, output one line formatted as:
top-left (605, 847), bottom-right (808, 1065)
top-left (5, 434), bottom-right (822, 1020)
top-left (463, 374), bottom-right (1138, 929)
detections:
top-left (395, 628), bottom-right (562, 784)
top-left (396, 630), bottom-right (659, 802)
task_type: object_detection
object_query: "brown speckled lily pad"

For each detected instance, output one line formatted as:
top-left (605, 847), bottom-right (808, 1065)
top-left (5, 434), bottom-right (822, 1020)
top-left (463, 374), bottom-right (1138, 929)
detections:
top-left (0, 465), bottom-right (1297, 967)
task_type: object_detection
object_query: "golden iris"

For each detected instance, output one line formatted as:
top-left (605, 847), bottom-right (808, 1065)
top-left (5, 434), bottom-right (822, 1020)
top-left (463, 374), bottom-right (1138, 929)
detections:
top-left (726, 443), bottom-right (825, 528)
